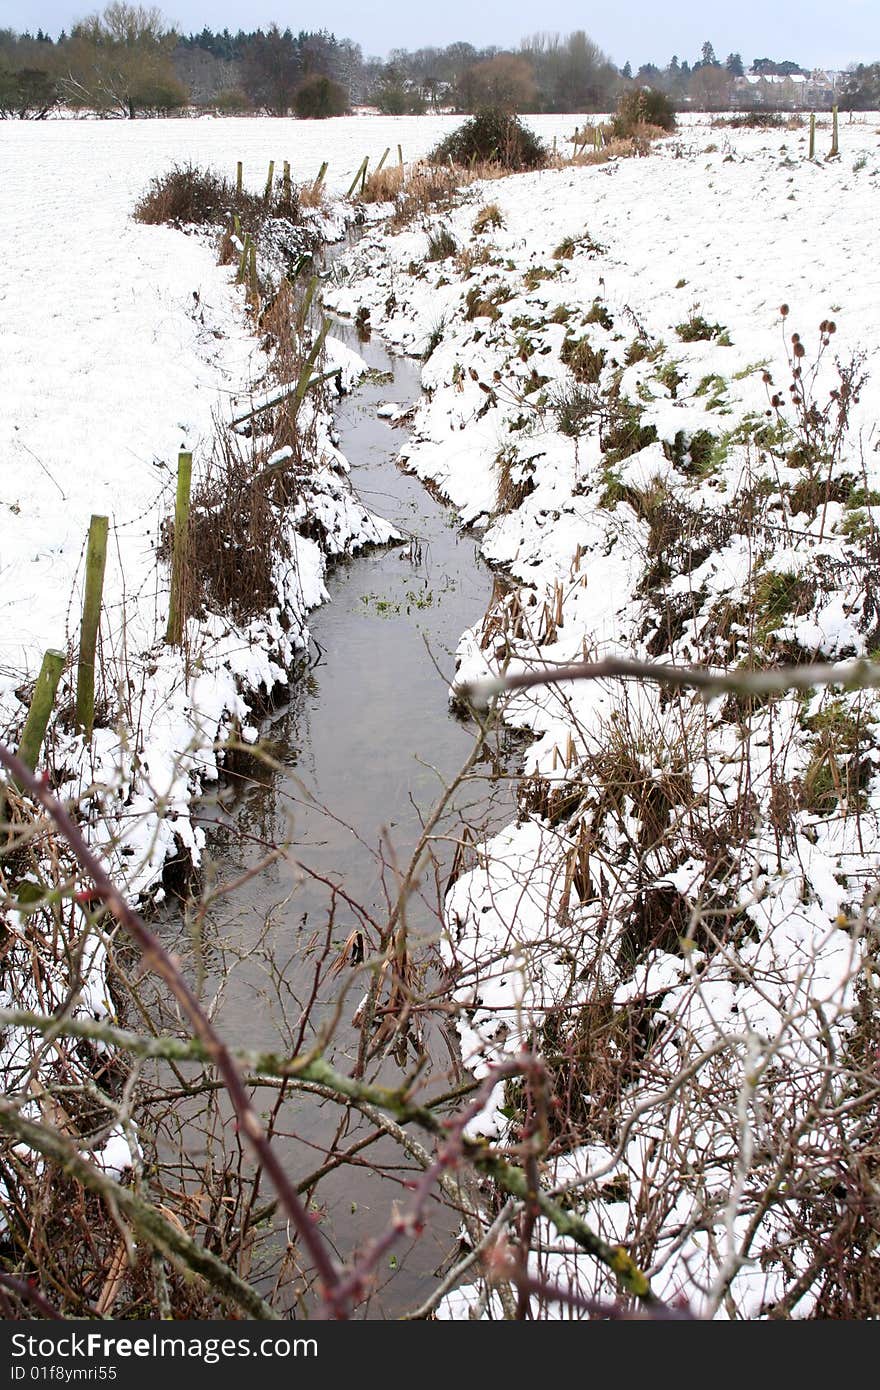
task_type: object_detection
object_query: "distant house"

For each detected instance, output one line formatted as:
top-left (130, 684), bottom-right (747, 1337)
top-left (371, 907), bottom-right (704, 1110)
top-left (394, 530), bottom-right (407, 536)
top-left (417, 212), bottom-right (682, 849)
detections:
top-left (732, 70), bottom-right (839, 109)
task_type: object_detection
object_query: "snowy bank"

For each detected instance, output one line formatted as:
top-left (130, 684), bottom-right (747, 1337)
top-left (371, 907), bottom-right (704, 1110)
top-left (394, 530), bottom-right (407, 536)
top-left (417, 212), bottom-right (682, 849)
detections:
top-left (327, 112), bottom-right (880, 1317)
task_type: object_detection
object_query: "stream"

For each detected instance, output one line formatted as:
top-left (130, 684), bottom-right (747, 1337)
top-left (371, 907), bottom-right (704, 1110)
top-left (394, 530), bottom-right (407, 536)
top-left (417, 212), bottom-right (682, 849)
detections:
top-left (154, 320), bottom-right (520, 1316)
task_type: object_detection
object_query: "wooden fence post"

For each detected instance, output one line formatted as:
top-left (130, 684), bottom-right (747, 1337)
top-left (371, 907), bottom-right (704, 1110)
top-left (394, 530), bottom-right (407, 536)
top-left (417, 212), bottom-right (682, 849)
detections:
top-left (237, 233), bottom-right (250, 284)
top-left (236, 160), bottom-right (243, 195)
top-left (346, 156), bottom-right (369, 198)
top-left (291, 319), bottom-right (331, 416)
top-left (1, 647), bottom-right (65, 830)
top-left (75, 514), bottom-right (109, 740)
top-left (18, 649), bottom-right (66, 775)
top-left (165, 452), bottom-right (193, 647)
top-left (297, 274), bottom-right (319, 333)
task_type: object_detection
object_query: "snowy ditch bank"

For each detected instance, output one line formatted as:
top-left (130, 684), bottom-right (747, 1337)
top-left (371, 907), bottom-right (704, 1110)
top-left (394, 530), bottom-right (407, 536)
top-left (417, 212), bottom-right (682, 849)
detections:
top-left (324, 113), bottom-right (880, 1317)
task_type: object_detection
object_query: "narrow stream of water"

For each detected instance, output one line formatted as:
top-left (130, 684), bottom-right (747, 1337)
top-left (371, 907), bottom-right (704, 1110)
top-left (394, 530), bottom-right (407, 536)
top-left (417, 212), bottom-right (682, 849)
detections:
top-left (159, 322), bottom-right (518, 1316)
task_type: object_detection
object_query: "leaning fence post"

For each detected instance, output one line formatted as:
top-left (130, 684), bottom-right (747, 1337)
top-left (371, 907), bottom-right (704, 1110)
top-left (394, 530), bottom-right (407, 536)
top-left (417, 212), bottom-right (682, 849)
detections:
top-left (165, 452), bottom-right (193, 647)
top-left (346, 156), bottom-right (368, 198)
top-left (313, 160), bottom-right (328, 192)
top-left (291, 319), bottom-right (331, 416)
top-left (18, 649), bottom-right (66, 776)
top-left (75, 514), bottom-right (109, 741)
top-left (297, 274), bottom-right (319, 333)
top-left (375, 146), bottom-right (390, 174)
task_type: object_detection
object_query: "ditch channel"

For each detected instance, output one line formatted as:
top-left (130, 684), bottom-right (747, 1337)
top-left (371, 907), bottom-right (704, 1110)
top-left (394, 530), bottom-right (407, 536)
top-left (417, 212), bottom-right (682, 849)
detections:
top-left (157, 313), bottom-right (521, 1316)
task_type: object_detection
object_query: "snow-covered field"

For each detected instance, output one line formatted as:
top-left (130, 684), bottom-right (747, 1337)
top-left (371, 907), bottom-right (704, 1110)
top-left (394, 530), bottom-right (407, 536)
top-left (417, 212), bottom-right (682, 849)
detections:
top-left (4, 108), bottom-right (880, 1316)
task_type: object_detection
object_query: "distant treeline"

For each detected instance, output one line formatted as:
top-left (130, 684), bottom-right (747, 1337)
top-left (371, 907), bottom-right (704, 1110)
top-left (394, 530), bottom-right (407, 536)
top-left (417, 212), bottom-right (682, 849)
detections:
top-left (1, 7), bottom-right (877, 118)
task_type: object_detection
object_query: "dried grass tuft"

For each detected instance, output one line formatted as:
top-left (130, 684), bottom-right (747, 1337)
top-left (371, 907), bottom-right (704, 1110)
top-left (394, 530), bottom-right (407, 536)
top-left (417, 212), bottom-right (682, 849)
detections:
top-left (360, 164), bottom-right (405, 203)
top-left (389, 162), bottom-right (462, 228)
top-left (170, 430), bottom-right (294, 626)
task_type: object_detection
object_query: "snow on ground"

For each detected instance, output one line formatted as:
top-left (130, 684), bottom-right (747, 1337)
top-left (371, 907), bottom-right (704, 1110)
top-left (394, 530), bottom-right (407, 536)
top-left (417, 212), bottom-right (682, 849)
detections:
top-left (326, 112), bottom-right (880, 1316)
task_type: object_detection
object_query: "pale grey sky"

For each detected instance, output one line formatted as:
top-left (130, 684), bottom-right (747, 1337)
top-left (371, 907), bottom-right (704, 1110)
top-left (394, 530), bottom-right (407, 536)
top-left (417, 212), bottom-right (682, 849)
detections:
top-left (0, 0), bottom-right (876, 68)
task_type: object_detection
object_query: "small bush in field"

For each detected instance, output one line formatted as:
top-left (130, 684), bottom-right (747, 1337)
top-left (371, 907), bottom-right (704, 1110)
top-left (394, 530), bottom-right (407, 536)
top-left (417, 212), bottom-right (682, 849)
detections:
top-left (725, 110), bottom-right (786, 129)
top-left (553, 380), bottom-right (602, 437)
top-left (134, 164), bottom-right (237, 227)
top-left (389, 164), bottom-right (460, 227)
top-left (430, 108), bottom-right (546, 171)
top-left (293, 74), bottom-right (348, 119)
top-left (612, 87), bottom-right (676, 137)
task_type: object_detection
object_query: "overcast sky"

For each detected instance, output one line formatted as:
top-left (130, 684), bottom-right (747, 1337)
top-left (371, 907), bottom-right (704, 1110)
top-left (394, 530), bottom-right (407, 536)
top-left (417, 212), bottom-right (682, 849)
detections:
top-left (1, 0), bottom-right (876, 69)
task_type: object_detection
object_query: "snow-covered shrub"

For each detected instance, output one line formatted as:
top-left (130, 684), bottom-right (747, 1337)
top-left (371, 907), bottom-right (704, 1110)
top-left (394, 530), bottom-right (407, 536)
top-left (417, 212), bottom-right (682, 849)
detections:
top-left (430, 108), bottom-right (547, 172)
top-left (133, 161), bottom-right (301, 236)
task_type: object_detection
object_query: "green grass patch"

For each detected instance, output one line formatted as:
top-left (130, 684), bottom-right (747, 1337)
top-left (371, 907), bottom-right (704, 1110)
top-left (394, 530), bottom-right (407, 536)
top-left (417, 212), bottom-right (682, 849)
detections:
top-left (675, 313), bottom-right (725, 343)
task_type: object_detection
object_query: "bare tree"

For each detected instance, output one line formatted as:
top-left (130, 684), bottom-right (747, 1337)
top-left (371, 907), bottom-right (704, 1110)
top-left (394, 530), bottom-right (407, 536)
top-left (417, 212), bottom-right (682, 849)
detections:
top-left (520, 30), bottom-right (618, 112)
top-left (458, 54), bottom-right (537, 113)
top-left (60, 3), bottom-right (185, 116)
top-left (689, 62), bottom-right (732, 110)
